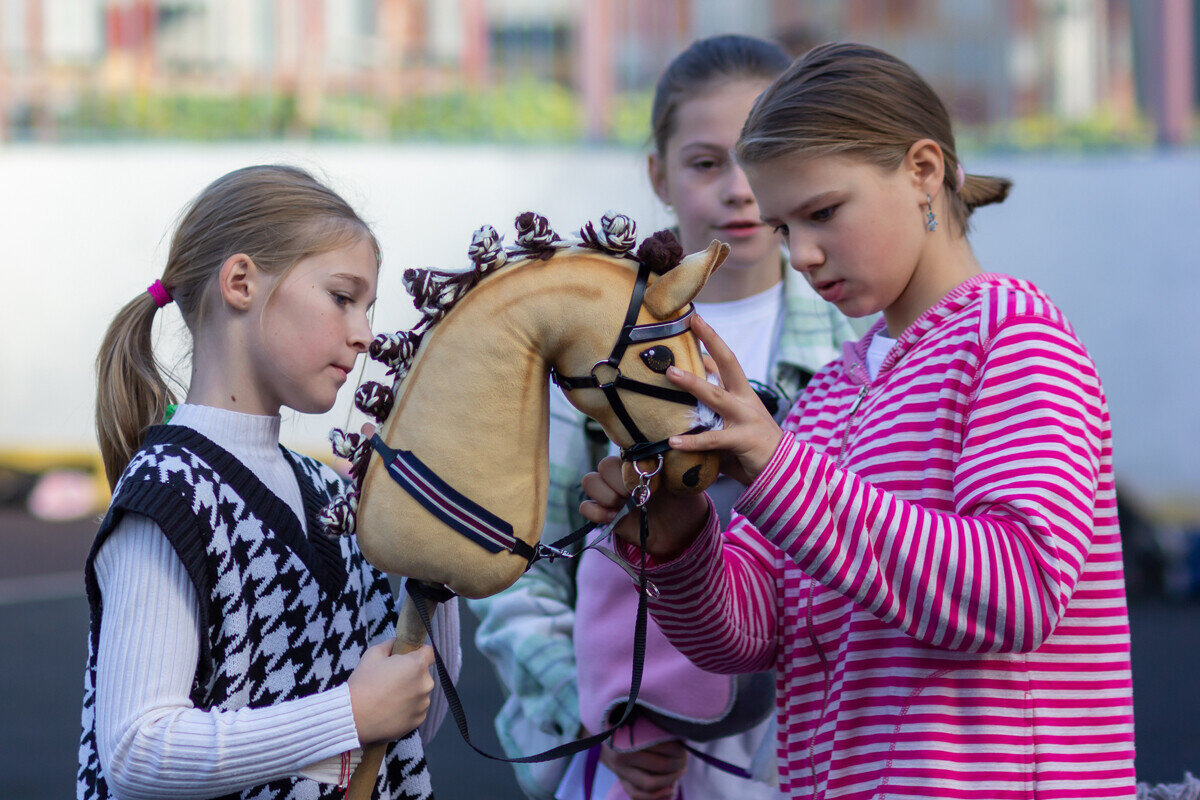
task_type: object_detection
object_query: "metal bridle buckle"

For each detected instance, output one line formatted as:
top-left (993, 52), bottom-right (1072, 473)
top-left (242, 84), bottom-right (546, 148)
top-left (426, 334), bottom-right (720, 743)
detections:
top-left (535, 542), bottom-right (571, 562)
top-left (630, 454), bottom-right (663, 508)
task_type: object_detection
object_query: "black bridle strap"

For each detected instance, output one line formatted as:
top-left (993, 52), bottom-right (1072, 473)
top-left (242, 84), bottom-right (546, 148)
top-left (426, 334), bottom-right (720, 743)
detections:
top-left (552, 373), bottom-right (696, 407)
top-left (601, 382), bottom-right (645, 453)
top-left (619, 424), bottom-right (708, 463)
top-left (611, 376), bottom-right (696, 405)
top-left (406, 504), bottom-right (654, 765)
top-left (607, 261), bottom-right (653, 366)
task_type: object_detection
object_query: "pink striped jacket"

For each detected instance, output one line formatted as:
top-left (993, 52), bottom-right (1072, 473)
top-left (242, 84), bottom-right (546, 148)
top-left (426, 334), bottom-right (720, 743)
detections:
top-left (622, 274), bottom-right (1135, 799)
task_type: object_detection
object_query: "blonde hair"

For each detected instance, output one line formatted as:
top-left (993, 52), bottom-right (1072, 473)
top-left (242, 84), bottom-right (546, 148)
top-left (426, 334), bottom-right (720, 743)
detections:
top-left (95, 164), bottom-right (379, 488)
top-left (737, 42), bottom-right (1011, 232)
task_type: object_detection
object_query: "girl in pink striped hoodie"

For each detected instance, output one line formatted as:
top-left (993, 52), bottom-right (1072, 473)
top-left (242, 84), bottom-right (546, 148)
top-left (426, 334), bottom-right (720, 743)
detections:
top-left (581, 43), bottom-right (1135, 799)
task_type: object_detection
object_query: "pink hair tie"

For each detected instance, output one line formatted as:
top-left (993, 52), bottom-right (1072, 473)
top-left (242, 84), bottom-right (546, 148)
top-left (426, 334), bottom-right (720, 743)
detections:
top-left (147, 279), bottom-right (173, 308)
top-left (955, 163), bottom-right (966, 190)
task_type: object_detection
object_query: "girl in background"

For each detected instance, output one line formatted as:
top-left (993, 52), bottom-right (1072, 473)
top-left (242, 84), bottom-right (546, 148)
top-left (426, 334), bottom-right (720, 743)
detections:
top-left (470, 36), bottom-right (855, 800)
top-left (80, 164), bottom-right (460, 800)
top-left (584, 43), bottom-right (1135, 799)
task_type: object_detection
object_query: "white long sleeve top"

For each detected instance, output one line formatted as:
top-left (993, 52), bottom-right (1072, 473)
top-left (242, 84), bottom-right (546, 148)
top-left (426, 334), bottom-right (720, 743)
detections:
top-left (93, 404), bottom-right (460, 799)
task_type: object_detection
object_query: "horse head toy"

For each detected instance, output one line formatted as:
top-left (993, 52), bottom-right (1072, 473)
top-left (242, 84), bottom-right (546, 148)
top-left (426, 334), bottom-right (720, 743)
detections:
top-left (323, 212), bottom-right (726, 796)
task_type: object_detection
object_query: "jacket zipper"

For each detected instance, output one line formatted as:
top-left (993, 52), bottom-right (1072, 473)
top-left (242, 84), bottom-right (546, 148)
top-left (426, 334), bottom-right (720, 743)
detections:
top-left (835, 385), bottom-right (869, 466)
top-left (805, 382), bottom-right (868, 799)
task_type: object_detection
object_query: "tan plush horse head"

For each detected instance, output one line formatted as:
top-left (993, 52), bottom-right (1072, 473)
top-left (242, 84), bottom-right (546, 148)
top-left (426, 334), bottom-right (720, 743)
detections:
top-left (323, 213), bottom-right (725, 599)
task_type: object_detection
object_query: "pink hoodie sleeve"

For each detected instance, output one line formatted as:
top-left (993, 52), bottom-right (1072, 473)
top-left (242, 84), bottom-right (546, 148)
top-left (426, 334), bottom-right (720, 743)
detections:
top-left (735, 315), bottom-right (1106, 653)
top-left (616, 498), bottom-right (783, 675)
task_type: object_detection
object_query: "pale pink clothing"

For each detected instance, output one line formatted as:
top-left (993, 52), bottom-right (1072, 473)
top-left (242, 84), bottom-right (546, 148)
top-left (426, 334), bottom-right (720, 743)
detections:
top-left (576, 549), bottom-right (738, 750)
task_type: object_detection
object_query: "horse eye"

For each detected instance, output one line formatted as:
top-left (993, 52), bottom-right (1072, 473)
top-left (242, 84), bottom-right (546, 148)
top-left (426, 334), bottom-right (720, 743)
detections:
top-left (640, 346), bottom-right (674, 374)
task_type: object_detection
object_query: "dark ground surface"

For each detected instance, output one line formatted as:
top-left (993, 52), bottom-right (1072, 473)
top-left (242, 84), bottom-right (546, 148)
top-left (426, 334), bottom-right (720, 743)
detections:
top-left (1, 507), bottom-right (1196, 799)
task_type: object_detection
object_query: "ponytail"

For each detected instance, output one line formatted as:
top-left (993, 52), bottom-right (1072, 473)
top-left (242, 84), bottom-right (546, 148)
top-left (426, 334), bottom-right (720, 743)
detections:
top-left (942, 153), bottom-right (1012, 232)
top-left (95, 290), bottom-right (177, 488)
top-left (958, 172), bottom-right (1012, 215)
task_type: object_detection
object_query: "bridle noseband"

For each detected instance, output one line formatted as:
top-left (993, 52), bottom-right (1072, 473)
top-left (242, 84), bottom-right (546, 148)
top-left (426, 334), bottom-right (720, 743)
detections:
top-left (550, 261), bottom-right (709, 463)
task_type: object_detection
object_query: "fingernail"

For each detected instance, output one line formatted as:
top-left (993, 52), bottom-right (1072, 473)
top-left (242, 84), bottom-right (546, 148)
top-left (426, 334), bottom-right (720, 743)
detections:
top-left (667, 366), bottom-right (681, 377)
top-left (668, 436), bottom-right (682, 447)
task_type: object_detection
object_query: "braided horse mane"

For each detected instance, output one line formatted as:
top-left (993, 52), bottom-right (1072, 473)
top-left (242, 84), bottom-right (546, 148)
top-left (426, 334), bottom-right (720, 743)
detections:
top-left (319, 211), bottom-right (687, 538)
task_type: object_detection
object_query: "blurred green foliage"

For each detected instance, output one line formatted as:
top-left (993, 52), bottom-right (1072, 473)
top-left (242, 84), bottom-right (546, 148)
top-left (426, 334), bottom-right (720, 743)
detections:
top-left (959, 109), bottom-right (1162, 153)
top-left (69, 91), bottom-right (299, 140)
top-left (44, 81), bottom-right (1187, 151)
top-left (54, 80), bottom-right (657, 147)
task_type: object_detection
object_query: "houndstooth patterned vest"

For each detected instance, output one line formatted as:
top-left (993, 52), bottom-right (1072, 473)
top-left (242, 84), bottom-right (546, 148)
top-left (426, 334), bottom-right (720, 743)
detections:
top-left (77, 425), bottom-right (434, 800)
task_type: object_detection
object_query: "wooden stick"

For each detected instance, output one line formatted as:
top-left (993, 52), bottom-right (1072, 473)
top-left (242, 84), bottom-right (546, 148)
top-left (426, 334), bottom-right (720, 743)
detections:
top-left (345, 587), bottom-right (442, 800)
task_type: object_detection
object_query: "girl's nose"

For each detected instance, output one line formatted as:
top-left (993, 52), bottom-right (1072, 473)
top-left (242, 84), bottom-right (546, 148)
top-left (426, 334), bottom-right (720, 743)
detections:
top-left (720, 162), bottom-right (756, 207)
top-left (349, 313), bottom-right (372, 352)
top-left (787, 234), bottom-right (824, 273)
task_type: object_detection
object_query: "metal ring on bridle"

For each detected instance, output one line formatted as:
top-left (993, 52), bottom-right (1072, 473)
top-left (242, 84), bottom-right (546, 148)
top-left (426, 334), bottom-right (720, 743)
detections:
top-left (630, 453), bottom-right (662, 508)
top-left (589, 360), bottom-right (621, 389)
top-left (632, 454), bottom-right (663, 481)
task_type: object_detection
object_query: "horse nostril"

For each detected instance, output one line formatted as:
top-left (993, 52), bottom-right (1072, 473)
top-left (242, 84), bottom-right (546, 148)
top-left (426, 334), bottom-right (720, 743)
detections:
top-left (681, 465), bottom-right (701, 487)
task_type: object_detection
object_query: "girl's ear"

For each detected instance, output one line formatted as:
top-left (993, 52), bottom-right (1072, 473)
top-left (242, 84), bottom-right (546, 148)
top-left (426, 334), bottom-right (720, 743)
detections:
top-left (648, 152), bottom-right (671, 206)
top-left (217, 254), bottom-right (258, 312)
top-left (906, 138), bottom-right (946, 198)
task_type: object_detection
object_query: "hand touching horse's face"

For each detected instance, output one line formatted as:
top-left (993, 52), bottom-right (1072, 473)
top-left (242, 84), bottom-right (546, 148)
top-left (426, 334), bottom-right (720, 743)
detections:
top-left (555, 241), bottom-right (727, 495)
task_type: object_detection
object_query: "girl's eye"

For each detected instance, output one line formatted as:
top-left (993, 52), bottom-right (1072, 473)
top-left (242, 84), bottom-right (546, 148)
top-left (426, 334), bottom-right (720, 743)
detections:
top-left (332, 293), bottom-right (353, 307)
top-left (811, 205), bottom-right (837, 222)
top-left (640, 346), bottom-right (675, 374)
top-left (771, 224), bottom-right (789, 237)
top-left (690, 158), bottom-right (719, 171)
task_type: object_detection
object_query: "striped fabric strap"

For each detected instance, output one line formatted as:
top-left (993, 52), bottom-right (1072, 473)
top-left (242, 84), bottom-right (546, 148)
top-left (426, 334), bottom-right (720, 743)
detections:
top-left (369, 435), bottom-right (534, 562)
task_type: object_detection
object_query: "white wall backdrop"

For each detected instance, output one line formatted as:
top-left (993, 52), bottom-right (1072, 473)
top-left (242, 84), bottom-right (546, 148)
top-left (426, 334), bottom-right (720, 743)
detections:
top-left (0, 144), bottom-right (1196, 516)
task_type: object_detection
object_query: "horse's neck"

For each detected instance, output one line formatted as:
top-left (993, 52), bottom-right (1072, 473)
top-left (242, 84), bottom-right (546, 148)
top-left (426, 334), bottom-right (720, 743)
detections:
top-left (381, 257), bottom-right (629, 517)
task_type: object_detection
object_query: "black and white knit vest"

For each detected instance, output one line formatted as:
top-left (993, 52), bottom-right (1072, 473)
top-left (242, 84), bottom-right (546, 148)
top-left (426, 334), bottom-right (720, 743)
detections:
top-left (77, 425), bottom-right (434, 800)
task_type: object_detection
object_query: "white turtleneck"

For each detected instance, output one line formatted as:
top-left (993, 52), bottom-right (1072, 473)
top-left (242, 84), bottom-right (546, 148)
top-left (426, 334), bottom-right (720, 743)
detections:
top-left (93, 404), bottom-right (459, 799)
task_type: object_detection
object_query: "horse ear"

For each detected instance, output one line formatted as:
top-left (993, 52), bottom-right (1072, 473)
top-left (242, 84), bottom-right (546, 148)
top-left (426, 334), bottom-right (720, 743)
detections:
top-left (643, 240), bottom-right (729, 317)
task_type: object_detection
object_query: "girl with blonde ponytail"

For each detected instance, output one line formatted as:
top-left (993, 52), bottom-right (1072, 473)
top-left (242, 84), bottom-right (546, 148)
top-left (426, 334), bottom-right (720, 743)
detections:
top-left (581, 43), bottom-right (1135, 799)
top-left (81, 165), bottom-right (459, 800)
top-left (95, 277), bottom-right (176, 488)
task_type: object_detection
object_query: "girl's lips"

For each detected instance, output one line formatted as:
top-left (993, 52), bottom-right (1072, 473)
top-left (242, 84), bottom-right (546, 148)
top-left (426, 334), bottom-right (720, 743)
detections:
top-left (717, 221), bottom-right (763, 240)
top-left (814, 279), bottom-right (844, 302)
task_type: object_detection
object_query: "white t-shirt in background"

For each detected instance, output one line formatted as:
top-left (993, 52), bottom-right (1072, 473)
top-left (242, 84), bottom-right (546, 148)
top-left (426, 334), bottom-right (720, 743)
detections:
top-left (694, 282), bottom-right (785, 386)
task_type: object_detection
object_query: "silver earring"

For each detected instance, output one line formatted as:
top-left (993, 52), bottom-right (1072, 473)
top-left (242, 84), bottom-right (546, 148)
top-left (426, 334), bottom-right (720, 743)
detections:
top-left (924, 194), bottom-right (937, 232)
